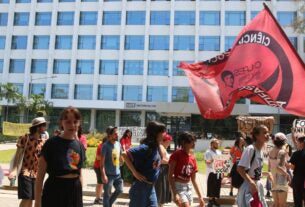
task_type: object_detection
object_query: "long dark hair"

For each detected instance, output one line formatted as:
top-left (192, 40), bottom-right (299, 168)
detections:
top-left (142, 121), bottom-right (166, 148)
top-left (234, 136), bottom-right (243, 148)
top-left (122, 129), bottom-right (132, 138)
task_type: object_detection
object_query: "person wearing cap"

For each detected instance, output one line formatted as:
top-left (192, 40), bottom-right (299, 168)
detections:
top-left (268, 132), bottom-right (290, 207)
top-left (204, 137), bottom-right (222, 207)
top-left (289, 136), bottom-right (305, 207)
top-left (155, 132), bottom-right (172, 207)
top-left (9, 117), bottom-right (47, 207)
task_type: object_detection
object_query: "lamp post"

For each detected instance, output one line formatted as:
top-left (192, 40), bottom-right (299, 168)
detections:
top-left (27, 75), bottom-right (57, 121)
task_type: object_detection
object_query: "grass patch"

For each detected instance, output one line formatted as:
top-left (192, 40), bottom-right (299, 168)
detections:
top-left (85, 147), bottom-right (96, 168)
top-left (0, 149), bottom-right (16, 163)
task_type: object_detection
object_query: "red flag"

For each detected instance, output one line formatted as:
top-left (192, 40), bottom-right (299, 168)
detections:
top-left (180, 4), bottom-right (305, 119)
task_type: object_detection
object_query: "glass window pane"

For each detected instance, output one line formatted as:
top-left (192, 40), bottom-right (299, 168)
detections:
top-left (53, 59), bottom-right (70, 74)
top-left (120, 111), bottom-right (141, 127)
top-left (288, 37), bottom-right (298, 50)
top-left (78, 35), bottom-right (96, 49)
top-left (148, 61), bottom-right (168, 76)
top-left (96, 110), bottom-right (116, 132)
top-left (55, 35), bottom-right (72, 49)
top-left (99, 60), bottom-right (118, 75)
top-left (59, 0), bottom-right (75, 2)
top-left (251, 11), bottom-right (259, 20)
top-left (14, 12), bottom-right (30, 26)
top-left (174, 36), bottom-right (195, 51)
top-left (101, 35), bottom-right (120, 49)
top-left (225, 36), bottom-right (236, 51)
top-left (98, 85), bottom-right (117, 100)
top-left (0, 0), bottom-right (9, 3)
top-left (150, 11), bottom-right (170, 25)
top-left (33, 35), bottom-right (50, 49)
top-left (122, 85), bottom-right (142, 101)
top-left (30, 83), bottom-right (46, 97)
top-left (16, 0), bottom-right (31, 3)
top-left (11, 36), bottom-right (27, 49)
top-left (0, 13), bottom-right (8, 26)
top-left (9, 59), bottom-right (25, 73)
top-left (199, 36), bottom-right (220, 51)
top-left (172, 87), bottom-right (193, 103)
top-left (102, 11), bottom-right (121, 25)
top-left (74, 84), bottom-right (93, 100)
top-left (35, 12), bottom-right (52, 26)
top-left (149, 35), bottom-right (169, 50)
top-left (11, 83), bottom-right (23, 94)
top-left (172, 61), bottom-right (188, 76)
top-left (126, 11), bottom-right (146, 25)
top-left (76, 60), bottom-right (94, 74)
top-left (125, 35), bottom-right (144, 50)
top-left (51, 84), bottom-right (69, 99)
top-left (147, 86), bottom-right (168, 102)
top-left (123, 60), bottom-right (143, 75)
top-left (79, 11), bottom-right (97, 25)
top-left (37, 0), bottom-right (53, 2)
top-left (31, 59), bottom-right (48, 73)
top-left (0, 36), bottom-right (5, 49)
top-left (225, 11), bottom-right (246, 26)
top-left (0, 59), bottom-right (3, 73)
top-left (174, 11), bottom-right (195, 25)
top-left (57, 12), bottom-right (74, 25)
top-left (277, 12), bottom-right (296, 27)
top-left (200, 11), bottom-right (220, 25)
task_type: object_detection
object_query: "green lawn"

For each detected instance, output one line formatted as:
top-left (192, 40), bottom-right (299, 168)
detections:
top-left (0, 149), bottom-right (16, 163)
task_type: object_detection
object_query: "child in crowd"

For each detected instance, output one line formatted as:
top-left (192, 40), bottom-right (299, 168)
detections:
top-left (168, 132), bottom-right (205, 207)
top-left (34, 107), bottom-right (86, 207)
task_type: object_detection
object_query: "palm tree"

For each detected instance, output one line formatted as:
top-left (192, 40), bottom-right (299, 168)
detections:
top-left (0, 83), bottom-right (20, 121)
top-left (15, 93), bottom-right (29, 123)
top-left (28, 94), bottom-right (53, 121)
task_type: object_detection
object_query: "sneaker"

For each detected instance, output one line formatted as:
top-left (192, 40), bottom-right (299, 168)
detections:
top-left (93, 198), bottom-right (102, 205)
top-left (229, 191), bottom-right (233, 196)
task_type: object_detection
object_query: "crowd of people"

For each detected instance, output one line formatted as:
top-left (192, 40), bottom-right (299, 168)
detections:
top-left (5, 106), bottom-right (305, 207)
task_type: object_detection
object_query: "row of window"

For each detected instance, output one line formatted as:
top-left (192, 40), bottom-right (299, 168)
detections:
top-left (0, 11), bottom-right (297, 27)
top-left (0, 0), bottom-right (294, 3)
top-left (0, 34), bottom-right (299, 51)
top-left (10, 82), bottom-right (194, 102)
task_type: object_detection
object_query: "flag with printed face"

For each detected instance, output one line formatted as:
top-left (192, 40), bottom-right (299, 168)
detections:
top-left (179, 4), bottom-right (305, 119)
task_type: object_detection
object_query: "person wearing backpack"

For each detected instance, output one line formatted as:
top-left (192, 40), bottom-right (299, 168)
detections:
top-left (236, 125), bottom-right (270, 207)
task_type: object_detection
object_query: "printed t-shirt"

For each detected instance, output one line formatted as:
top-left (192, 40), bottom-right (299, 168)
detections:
top-left (93, 143), bottom-right (103, 169)
top-left (169, 149), bottom-right (198, 182)
top-left (205, 148), bottom-right (222, 177)
top-left (40, 136), bottom-right (85, 177)
top-left (238, 145), bottom-right (263, 180)
top-left (120, 136), bottom-right (131, 151)
top-left (127, 144), bottom-right (161, 182)
top-left (101, 140), bottom-right (121, 176)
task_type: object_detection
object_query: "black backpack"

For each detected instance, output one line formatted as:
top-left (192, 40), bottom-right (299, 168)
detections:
top-left (231, 149), bottom-right (256, 188)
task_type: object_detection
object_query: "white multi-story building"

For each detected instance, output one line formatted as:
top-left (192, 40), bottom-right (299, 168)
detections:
top-left (0, 0), bottom-right (303, 137)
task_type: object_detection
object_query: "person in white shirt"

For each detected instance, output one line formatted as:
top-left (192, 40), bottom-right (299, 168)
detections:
top-left (205, 138), bottom-right (222, 207)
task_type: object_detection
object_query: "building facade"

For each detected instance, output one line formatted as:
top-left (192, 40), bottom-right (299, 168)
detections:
top-left (0, 0), bottom-right (303, 138)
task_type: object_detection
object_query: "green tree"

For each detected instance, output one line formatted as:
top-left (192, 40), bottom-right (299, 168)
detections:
top-left (28, 94), bottom-right (53, 121)
top-left (0, 83), bottom-right (21, 121)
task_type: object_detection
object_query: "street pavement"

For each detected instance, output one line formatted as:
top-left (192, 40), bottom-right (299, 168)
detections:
top-left (0, 143), bottom-right (295, 206)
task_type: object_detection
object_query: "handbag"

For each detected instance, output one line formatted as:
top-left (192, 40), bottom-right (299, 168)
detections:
top-left (9, 135), bottom-right (29, 176)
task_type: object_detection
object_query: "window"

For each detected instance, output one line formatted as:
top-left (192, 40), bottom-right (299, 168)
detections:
top-left (122, 85), bottom-right (142, 101)
top-left (124, 60), bottom-right (143, 75)
top-left (57, 12), bottom-right (74, 25)
top-left (149, 36), bottom-right (169, 50)
top-left (277, 12), bottom-right (296, 27)
top-left (147, 86), bottom-right (167, 102)
top-left (98, 85), bottom-right (117, 100)
top-left (81, 0), bottom-right (98, 1)
top-left (0, 36), bottom-right (5, 49)
top-left (53, 59), bottom-right (70, 74)
top-left (289, 37), bottom-right (298, 50)
top-left (59, 0), bottom-right (75, 2)
top-left (125, 35), bottom-right (144, 50)
top-left (174, 36), bottom-right (195, 51)
top-left (150, 11), bottom-right (170, 25)
top-left (101, 35), bottom-right (120, 49)
top-left (14, 12), bottom-right (30, 26)
top-left (173, 61), bottom-right (186, 76)
top-left (37, 0), bottom-right (53, 2)
top-left (172, 87), bottom-right (194, 102)
top-left (76, 60), bottom-right (94, 74)
top-left (251, 11), bottom-right (259, 20)
top-left (12, 83), bottom-right (23, 94)
top-left (78, 35), bottom-right (96, 49)
top-left (0, 0), bottom-right (9, 3)
top-left (225, 36), bottom-right (236, 51)
top-left (126, 11), bottom-right (146, 25)
top-left (74, 84), bottom-right (93, 100)
top-left (11, 36), bottom-right (27, 49)
top-left (199, 36), bottom-right (220, 51)
top-left (79, 11), bottom-right (97, 25)
top-left (174, 11), bottom-right (195, 25)
top-left (148, 61), bottom-right (168, 76)
top-left (30, 84), bottom-right (46, 96)
top-left (0, 13), bottom-right (8, 26)
top-left (0, 59), bottom-right (3, 73)
top-left (102, 11), bottom-right (121, 25)
top-left (96, 110), bottom-right (116, 132)
top-left (55, 35), bottom-right (72, 49)
top-left (31, 59), bottom-right (48, 73)
top-left (9, 59), bottom-right (25, 73)
top-left (225, 11), bottom-right (246, 26)
top-left (200, 11), bottom-right (220, 25)
top-left (104, 0), bottom-right (121, 1)
top-left (51, 84), bottom-right (69, 99)
top-left (99, 60), bottom-right (118, 75)
top-left (16, 0), bottom-right (31, 3)
top-left (35, 12), bottom-right (52, 26)
top-left (33, 35), bottom-right (50, 49)
top-left (120, 111), bottom-right (141, 127)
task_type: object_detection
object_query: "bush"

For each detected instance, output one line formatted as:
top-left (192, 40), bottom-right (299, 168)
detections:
top-left (86, 131), bottom-right (107, 147)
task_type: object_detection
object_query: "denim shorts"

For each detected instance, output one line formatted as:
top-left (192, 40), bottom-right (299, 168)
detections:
top-left (175, 182), bottom-right (193, 204)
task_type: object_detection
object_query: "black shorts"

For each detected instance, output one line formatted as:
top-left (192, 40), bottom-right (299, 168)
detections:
top-left (94, 167), bottom-right (103, 184)
top-left (18, 174), bottom-right (35, 200)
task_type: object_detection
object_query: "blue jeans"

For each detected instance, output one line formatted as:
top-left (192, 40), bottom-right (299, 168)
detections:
top-left (129, 180), bottom-right (158, 207)
top-left (103, 174), bottom-right (123, 207)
